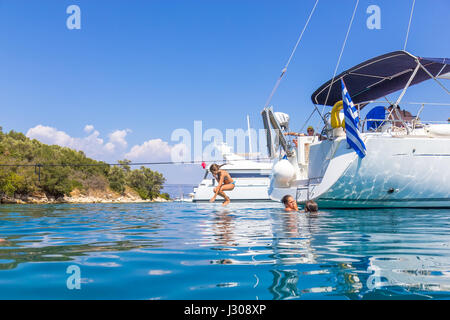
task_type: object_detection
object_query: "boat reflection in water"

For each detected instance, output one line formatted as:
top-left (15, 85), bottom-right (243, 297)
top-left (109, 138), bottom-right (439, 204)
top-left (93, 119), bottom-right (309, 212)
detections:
top-left (0, 204), bottom-right (165, 272)
top-left (200, 205), bottom-right (325, 299)
top-left (199, 204), bottom-right (450, 299)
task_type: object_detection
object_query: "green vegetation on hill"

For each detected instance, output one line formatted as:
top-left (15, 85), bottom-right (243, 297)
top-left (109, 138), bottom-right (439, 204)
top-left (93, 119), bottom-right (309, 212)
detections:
top-left (0, 127), bottom-right (170, 200)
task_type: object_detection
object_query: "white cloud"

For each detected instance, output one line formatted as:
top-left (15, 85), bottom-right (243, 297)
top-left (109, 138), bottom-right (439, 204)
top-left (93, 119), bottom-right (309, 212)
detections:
top-left (124, 139), bottom-right (197, 183)
top-left (125, 138), bottom-right (186, 162)
top-left (108, 129), bottom-right (131, 149)
top-left (26, 125), bottom-right (77, 147)
top-left (104, 142), bottom-right (115, 152)
top-left (26, 125), bottom-right (131, 160)
top-left (25, 125), bottom-right (197, 183)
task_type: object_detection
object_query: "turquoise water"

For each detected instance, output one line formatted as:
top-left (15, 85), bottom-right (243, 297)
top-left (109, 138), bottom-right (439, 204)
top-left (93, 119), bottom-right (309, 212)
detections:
top-left (0, 202), bottom-right (449, 300)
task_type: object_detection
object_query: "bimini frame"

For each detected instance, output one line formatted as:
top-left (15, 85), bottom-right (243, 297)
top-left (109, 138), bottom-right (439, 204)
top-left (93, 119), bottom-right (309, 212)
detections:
top-left (310, 51), bottom-right (450, 135)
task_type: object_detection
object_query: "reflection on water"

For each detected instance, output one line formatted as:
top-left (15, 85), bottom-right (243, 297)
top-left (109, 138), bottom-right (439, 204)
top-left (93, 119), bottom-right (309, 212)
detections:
top-left (0, 203), bottom-right (449, 299)
top-left (0, 204), bottom-right (165, 272)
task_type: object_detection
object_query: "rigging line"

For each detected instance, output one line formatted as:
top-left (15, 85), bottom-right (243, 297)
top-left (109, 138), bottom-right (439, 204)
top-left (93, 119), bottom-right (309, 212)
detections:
top-left (283, 0), bottom-right (319, 74)
top-left (0, 158), bottom-right (275, 168)
top-left (403, 0), bottom-right (416, 51)
top-left (299, 107), bottom-right (318, 133)
top-left (418, 62), bottom-right (450, 95)
top-left (262, 0), bottom-right (319, 109)
top-left (316, 0), bottom-right (359, 131)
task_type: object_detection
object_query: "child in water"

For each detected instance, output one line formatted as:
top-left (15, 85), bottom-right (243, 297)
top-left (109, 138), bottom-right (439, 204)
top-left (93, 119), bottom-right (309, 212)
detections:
top-left (304, 200), bottom-right (319, 213)
top-left (282, 195), bottom-right (318, 213)
top-left (209, 164), bottom-right (235, 206)
top-left (281, 195), bottom-right (298, 212)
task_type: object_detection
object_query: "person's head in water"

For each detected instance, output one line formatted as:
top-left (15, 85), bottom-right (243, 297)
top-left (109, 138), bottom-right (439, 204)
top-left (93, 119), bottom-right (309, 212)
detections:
top-left (304, 200), bottom-right (318, 213)
top-left (282, 195), bottom-right (298, 211)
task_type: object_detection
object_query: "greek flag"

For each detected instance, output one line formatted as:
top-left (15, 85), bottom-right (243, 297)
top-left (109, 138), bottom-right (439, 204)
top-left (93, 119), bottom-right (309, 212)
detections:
top-left (341, 79), bottom-right (366, 158)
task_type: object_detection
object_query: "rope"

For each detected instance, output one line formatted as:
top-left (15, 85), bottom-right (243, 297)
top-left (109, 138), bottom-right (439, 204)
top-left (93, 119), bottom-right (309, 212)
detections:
top-left (299, 107), bottom-right (318, 133)
top-left (322, 0), bottom-right (359, 111)
top-left (403, 0), bottom-right (416, 51)
top-left (262, 0), bottom-right (319, 109)
top-left (0, 158), bottom-right (274, 168)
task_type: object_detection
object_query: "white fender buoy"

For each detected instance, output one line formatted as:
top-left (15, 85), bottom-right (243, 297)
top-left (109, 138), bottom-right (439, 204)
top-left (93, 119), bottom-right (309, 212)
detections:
top-left (425, 124), bottom-right (450, 137)
top-left (272, 159), bottom-right (295, 187)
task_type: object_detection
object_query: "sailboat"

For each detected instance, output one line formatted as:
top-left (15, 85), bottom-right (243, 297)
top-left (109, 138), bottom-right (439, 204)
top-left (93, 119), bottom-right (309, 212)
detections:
top-left (266, 50), bottom-right (450, 208)
top-left (192, 116), bottom-right (274, 202)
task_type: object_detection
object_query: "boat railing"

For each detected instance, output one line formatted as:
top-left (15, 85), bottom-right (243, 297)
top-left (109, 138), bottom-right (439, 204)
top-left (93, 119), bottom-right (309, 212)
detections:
top-left (362, 119), bottom-right (450, 135)
top-left (358, 101), bottom-right (450, 133)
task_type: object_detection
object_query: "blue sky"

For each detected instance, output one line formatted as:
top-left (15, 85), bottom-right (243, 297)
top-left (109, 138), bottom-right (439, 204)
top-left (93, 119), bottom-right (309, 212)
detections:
top-left (0, 0), bottom-right (449, 183)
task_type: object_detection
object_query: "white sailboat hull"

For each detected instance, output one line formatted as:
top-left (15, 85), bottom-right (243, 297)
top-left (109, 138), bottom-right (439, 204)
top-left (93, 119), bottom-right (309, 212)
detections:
top-left (270, 134), bottom-right (450, 208)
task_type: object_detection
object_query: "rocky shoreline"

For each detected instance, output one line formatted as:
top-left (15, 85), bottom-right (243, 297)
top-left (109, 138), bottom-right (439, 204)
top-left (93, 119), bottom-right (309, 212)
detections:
top-left (0, 188), bottom-right (171, 204)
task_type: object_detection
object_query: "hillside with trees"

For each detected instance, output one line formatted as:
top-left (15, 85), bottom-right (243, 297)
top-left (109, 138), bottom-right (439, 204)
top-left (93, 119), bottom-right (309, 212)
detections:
top-left (0, 127), bottom-right (170, 203)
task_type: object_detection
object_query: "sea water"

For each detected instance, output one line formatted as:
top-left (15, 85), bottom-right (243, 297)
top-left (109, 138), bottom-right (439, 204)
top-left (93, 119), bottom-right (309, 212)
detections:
top-left (0, 202), bottom-right (449, 300)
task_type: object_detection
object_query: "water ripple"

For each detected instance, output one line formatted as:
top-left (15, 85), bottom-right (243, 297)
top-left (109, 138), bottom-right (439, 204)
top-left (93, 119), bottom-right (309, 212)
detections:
top-left (0, 203), bottom-right (449, 299)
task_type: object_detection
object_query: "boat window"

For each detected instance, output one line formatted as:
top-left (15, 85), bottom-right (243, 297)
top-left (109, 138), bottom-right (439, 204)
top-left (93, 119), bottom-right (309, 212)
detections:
top-left (230, 173), bottom-right (270, 178)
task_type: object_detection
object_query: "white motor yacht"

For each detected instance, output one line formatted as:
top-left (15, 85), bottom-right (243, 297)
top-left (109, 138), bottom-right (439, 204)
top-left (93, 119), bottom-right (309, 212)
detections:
top-left (192, 143), bottom-right (273, 202)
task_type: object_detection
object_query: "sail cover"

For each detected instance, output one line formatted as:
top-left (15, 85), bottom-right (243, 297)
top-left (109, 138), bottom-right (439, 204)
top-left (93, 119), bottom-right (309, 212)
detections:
top-left (311, 51), bottom-right (450, 106)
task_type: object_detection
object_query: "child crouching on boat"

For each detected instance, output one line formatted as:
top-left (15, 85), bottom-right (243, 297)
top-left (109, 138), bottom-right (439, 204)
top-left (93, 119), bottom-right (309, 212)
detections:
top-left (209, 164), bottom-right (235, 206)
